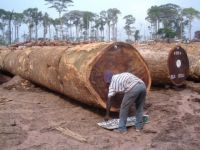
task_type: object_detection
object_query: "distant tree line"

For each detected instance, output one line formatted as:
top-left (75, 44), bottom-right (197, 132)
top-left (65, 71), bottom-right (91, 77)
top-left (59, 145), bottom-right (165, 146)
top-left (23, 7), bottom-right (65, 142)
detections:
top-left (146, 3), bottom-right (200, 41)
top-left (0, 0), bottom-right (200, 45)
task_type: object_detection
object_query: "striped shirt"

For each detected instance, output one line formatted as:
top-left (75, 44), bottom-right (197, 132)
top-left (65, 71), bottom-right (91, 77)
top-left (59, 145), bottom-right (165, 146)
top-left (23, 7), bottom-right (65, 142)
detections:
top-left (108, 72), bottom-right (144, 98)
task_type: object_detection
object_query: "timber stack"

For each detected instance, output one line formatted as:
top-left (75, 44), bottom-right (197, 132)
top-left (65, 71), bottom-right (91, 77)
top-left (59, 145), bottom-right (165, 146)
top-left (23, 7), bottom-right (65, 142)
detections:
top-left (0, 42), bottom-right (151, 111)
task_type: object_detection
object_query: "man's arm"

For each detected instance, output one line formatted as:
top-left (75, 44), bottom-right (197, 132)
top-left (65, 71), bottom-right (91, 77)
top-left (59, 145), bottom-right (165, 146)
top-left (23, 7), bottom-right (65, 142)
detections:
top-left (104, 96), bottom-right (112, 121)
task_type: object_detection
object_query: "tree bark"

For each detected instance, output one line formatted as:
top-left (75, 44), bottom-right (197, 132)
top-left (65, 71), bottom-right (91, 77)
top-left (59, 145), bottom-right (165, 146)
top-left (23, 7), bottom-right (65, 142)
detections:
top-left (187, 55), bottom-right (200, 81)
top-left (0, 42), bottom-right (151, 111)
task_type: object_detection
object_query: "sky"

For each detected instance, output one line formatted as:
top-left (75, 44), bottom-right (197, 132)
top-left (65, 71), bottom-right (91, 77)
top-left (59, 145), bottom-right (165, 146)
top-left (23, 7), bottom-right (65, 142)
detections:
top-left (1, 0), bottom-right (200, 40)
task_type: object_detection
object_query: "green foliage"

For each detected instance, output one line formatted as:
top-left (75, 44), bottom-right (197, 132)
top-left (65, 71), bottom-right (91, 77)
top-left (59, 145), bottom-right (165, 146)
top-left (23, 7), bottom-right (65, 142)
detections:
top-left (182, 7), bottom-right (200, 20)
top-left (45, 0), bottom-right (73, 15)
top-left (134, 30), bottom-right (140, 41)
top-left (123, 15), bottom-right (135, 40)
top-left (158, 28), bottom-right (176, 38)
top-left (146, 3), bottom-right (182, 39)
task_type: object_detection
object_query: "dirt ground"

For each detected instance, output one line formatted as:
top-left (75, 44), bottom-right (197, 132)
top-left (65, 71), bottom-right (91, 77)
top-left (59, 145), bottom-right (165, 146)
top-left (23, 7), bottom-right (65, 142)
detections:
top-left (0, 76), bottom-right (200, 150)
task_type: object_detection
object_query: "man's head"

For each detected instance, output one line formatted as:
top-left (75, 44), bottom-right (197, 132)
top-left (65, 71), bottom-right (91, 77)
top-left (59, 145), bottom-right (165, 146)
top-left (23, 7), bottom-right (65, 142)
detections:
top-left (104, 70), bottom-right (113, 84)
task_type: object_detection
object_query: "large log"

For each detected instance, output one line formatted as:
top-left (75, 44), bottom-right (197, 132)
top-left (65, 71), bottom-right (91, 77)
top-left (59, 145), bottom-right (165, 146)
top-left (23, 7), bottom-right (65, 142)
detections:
top-left (181, 43), bottom-right (200, 81)
top-left (135, 42), bottom-right (200, 82)
top-left (187, 55), bottom-right (200, 81)
top-left (0, 42), bottom-right (151, 111)
top-left (136, 45), bottom-right (189, 86)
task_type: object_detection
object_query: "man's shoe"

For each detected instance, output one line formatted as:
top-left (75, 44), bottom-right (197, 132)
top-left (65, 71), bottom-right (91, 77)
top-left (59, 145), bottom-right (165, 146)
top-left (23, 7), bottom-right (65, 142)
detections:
top-left (135, 127), bottom-right (143, 132)
top-left (136, 128), bottom-right (141, 132)
top-left (113, 128), bottom-right (127, 134)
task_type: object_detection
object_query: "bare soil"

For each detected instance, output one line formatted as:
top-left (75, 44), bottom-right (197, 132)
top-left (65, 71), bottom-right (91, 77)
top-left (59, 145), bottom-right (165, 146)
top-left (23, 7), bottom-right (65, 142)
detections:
top-left (0, 76), bottom-right (200, 150)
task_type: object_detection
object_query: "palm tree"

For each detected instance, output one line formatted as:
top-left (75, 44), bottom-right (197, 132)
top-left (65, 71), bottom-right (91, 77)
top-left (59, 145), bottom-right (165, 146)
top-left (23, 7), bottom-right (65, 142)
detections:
top-left (45, 0), bottom-right (73, 40)
top-left (182, 7), bottom-right (200, 40)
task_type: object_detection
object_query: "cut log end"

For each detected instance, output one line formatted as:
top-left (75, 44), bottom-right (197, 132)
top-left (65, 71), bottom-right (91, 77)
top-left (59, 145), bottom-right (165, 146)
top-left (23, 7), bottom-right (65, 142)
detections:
top-left (89, 42), bottom-right (151, 110)
top-left (168, 46), bottom-right (189, 86)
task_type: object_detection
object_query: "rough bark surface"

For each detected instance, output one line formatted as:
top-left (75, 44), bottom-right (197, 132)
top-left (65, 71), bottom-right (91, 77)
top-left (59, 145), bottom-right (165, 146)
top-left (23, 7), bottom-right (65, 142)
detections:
top-left (0, 42), bottom-right (151, 111)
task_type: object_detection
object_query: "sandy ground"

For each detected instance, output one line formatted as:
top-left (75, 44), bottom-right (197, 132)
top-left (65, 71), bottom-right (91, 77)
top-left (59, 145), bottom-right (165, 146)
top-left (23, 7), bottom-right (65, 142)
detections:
top-left (0, 76), bottom-right (200, 150)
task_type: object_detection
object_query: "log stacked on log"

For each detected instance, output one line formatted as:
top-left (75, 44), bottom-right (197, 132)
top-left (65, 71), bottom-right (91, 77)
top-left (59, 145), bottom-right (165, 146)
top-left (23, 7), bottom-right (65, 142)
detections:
top-left (135, 44), bottom-right (189, 86)
top-left (0, 42), bottom-right (151, 111)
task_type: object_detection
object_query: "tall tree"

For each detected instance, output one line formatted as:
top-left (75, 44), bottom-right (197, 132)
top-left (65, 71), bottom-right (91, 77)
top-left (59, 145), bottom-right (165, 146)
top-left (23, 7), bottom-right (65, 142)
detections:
top-left (23, 8), bottom-right (36, 40)
top-left (0, 9), bottom-right (8, 44)
top-left (82, 11), bottom-right (95, 40)
top-left (45, 0), bottom-right (73, 39)
top-left (146, 4), bottom-right (182, 40)
top-left (109, 8), bottom-right (121, 41)
top-left (134, 30), bottom-right (140, 42)
top-left (13, 13), bottom-right (24, 42)
top-left (99, 11), bottom-right (107, 41)
top-left (182, 7), bottom-right (200, 40)
top-left (146, 6), bottom-right (161, 39)
top-left (123, 15), bottom-right (135, 41)
top-left (63, 10), bottom-right (83, 40)
top-left (32, 8), bottom-right (43, 40)
top-left (103, 9), bottom-right (112, 41)
top-left (52, 18), bottom-right (60, 39)
top-left (42, 12), bottom-right (51, 39)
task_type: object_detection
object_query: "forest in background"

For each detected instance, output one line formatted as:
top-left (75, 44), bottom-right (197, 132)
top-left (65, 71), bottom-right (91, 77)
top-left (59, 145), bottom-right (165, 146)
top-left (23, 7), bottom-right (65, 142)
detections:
top-left (0, 0), bottom-right (200, 45)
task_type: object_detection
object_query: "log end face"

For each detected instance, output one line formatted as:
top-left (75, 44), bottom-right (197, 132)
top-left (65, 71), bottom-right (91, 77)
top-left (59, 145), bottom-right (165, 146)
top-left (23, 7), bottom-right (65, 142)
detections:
top-left (89, 42), bottom-right (151, 111)
top-left (168, 46), bottom-right (189, 86)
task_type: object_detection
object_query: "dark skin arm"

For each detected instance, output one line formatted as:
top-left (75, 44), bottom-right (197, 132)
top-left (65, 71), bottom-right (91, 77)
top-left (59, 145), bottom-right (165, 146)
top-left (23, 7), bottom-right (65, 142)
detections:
top-left (104, 96), bottom-right (112, 121)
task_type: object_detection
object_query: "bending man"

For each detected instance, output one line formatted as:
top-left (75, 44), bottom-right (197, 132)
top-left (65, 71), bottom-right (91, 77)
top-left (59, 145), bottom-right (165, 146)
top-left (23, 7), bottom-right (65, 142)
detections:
top-left (104, 71), bottom-right (146, 133)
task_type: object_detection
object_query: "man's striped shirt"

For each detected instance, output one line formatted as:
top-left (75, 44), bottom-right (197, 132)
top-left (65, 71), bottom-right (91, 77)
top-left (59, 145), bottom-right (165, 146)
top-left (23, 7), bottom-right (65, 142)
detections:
top-left (108, 72), bottom-right (144, 98)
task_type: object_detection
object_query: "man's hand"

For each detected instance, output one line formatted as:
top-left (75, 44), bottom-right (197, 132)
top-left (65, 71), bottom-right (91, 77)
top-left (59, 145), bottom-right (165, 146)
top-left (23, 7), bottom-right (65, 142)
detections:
top-left (104, 115), bottom-right (109, 121)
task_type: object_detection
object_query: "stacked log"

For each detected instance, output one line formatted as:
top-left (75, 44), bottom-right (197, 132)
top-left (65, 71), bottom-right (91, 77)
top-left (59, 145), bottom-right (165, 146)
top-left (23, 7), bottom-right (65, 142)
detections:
top-left (0, 42), bottom-right (151, 111)
top-left (135, 44), bottom-right (189, 86)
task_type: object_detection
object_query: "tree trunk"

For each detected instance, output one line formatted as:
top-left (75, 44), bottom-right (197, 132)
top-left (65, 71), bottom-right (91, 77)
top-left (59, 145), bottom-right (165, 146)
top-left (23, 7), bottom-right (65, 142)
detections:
top-left (16, 25), bottom-right (19, 42)
top-left (189, 20), bottom-right (192, 40)
top-left (136, 45), bottom-right (189, 86)
top-left (35, 24), bottom-right (38, 41)
top-left (0, 42), bottom-right (151, 111)
top-left (108, 24), bottom-right (110, 42)
top-left (48, 25), bottom-right (51, 40)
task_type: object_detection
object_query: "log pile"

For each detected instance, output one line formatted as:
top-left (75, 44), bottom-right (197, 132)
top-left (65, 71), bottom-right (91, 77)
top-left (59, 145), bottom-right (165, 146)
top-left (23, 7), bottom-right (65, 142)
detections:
top-left (9, 40), bottom-right (96, 48)
top-left (0, 42), bottom-right (151, 111)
